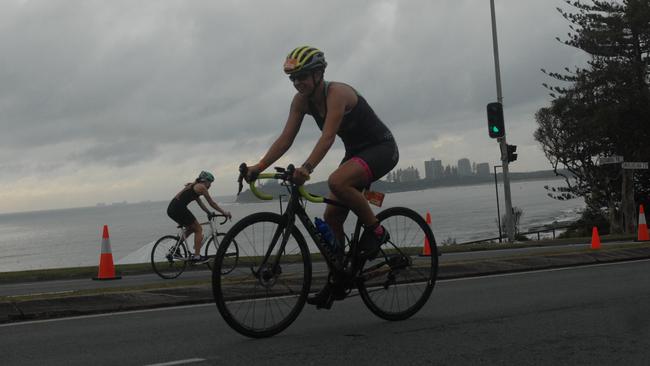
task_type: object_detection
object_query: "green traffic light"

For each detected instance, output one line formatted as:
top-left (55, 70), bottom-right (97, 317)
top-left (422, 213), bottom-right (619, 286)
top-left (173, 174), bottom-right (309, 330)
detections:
top-left (486, 102), bottom-right (505, 138)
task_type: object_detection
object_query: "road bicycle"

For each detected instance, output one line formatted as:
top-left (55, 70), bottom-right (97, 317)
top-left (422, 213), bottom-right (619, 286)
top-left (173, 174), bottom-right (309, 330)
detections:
top-left (212, 164), bottom-right (438, 338)
top-left (151, 213), bottom-right (238, 279)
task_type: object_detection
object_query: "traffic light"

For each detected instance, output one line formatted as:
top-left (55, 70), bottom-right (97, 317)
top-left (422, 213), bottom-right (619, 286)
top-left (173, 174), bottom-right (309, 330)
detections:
top-left (486, 102), bottom-right (505, 138)
top-left (506, 144), bottom-right (517, 162)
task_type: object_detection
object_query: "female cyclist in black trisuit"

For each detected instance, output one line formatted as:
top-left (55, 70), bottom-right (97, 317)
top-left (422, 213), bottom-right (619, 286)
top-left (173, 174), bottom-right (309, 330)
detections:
top-left (167, 171), bottom-right (232, 262)
top-left (244, 46), bottom-right (399, 305)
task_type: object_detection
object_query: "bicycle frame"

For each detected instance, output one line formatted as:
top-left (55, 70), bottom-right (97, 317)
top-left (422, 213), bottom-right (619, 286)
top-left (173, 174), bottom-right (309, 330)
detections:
top-left (173, 215), bottom-right (227, 258)
top-left (245, 169), bottom-right (366, 275)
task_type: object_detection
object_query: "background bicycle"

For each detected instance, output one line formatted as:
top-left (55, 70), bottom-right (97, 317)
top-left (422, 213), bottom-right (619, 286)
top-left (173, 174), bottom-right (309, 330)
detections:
top-left (212, 164), bottom-right (438, 338)
top-left (151, 213), bottom-right (237, 279)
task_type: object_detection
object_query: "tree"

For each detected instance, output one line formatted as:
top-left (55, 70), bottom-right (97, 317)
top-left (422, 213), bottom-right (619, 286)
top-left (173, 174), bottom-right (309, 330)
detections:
top-left (535, 0), bottom-right (650, 233)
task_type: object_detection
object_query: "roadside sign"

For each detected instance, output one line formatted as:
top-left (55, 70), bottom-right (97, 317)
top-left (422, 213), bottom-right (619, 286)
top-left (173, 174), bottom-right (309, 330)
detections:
top-left (598, 155), bottom-right (624, 165)
top-left (622, 162), bottom-right (648, 169)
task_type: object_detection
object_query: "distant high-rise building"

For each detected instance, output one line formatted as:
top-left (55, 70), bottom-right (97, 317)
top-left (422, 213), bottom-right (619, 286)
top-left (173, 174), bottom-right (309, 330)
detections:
top-left (424, 160), bottom-right (433, 180)
top-left (476, 162), bottom-right (490, 176)
top-left (458, 158), bottom-right (472, 176)
top-left (424, 158), bottom-right (444, 180)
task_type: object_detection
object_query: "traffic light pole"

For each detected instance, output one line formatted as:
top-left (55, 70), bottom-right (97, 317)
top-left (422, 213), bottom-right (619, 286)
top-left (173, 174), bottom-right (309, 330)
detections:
top-left (490, 0), bottom-right (515, 242)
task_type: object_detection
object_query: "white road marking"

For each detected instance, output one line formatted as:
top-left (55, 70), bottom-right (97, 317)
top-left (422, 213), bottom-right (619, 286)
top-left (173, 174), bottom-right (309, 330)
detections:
top-left (5, 290), bottom-right (74, 298)
top-left (144, 358), bottom-right (205, 366)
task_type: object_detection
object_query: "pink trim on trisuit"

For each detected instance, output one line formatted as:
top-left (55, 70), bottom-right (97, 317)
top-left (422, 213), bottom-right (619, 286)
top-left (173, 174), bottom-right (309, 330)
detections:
top-left (350, 156), bottom-right (373, 183)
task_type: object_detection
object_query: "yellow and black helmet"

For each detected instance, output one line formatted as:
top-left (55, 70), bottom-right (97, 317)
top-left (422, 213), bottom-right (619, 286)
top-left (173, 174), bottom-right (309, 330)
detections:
top-left (283, 46), bottom-right (327, 74)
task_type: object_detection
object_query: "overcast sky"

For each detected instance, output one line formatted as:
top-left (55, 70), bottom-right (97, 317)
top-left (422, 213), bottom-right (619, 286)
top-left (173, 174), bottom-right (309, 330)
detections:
top-left (0, 0), bottom-right (587, 214)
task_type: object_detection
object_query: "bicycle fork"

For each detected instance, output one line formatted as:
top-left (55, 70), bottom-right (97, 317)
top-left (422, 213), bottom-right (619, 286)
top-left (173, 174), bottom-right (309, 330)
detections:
top-left (251, 211), bottom-right (297, 285)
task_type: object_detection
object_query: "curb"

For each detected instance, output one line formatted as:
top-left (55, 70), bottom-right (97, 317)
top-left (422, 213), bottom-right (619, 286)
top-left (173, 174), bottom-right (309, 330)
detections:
top-left (439, 247), bottom-right (650, 279)
top-left (2, 247), bottom-right (649, 324)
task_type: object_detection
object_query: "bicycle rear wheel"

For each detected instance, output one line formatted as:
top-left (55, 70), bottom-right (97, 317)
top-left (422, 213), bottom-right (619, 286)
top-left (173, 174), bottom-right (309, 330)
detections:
top-left (212, 212), bottom-right (311, 338)
top-left (151, 235), bottom-right (188, 279)
top-left (358, 207), bottom-right (438, 320)
top-left (204, 234), bottom-right (239, 274)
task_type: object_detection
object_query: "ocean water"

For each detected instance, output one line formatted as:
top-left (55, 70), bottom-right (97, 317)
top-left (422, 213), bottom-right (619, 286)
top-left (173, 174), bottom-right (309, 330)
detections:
top-left (0, 178), bottom-right (583, 272)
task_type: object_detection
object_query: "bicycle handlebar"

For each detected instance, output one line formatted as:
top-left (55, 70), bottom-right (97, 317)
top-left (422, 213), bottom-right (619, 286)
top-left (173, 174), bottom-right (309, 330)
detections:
top-left (237, 163), bottom-right (325, 203)
top-left (207, 213), bottom-right (230, 225)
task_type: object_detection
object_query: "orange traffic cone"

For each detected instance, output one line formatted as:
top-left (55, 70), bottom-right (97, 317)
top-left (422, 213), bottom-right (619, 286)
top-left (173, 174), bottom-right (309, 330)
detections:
top-left (638, 204), bottom-right (649, 242)
top-left (93, 225), bottom-right (121, 280)
top-left (421, 211), bottom-right (432, 256)
top-left (590, 226), bottom-right (601, 250)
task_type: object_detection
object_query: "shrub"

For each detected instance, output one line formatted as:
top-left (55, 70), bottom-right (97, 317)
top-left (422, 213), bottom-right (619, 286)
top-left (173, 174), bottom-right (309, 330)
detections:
top-left (559, 206), bottom-right (609, 238)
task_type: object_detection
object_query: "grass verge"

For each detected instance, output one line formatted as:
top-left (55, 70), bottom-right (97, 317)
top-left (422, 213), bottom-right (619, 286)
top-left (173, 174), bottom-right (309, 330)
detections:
top-left (0, 236), bottom-right (644, 284)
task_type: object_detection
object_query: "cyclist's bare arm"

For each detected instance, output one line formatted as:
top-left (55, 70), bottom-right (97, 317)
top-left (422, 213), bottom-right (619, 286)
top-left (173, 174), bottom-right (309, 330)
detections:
top-left (195, 195), bottom-right (211, 215)
top-left (249, 95), bottom-right (306, 178)
top-left (196, 186), bottom-right (231, 218)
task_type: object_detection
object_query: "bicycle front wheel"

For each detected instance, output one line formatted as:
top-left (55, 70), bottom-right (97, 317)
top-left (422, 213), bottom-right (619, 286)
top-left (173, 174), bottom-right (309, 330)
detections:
top-left (151, 235), bottom-right (188, 279)
top-left (358, 207), bottom-right (438, 320)
top-left (212, 212), bottom-right (311, 338)
top-left (204, 233), bottom-right (239, 274)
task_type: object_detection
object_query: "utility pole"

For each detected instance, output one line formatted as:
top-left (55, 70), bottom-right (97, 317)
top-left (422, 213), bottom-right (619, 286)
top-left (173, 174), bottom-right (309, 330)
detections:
top-left (489, 0), bottom-right (515, 241)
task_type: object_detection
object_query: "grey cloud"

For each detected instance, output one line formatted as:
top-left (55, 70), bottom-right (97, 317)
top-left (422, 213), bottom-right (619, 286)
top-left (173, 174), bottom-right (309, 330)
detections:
top-left (69, 140), bottom-right (157, 167)
top-left (0, 0), bottom-right (586, 212)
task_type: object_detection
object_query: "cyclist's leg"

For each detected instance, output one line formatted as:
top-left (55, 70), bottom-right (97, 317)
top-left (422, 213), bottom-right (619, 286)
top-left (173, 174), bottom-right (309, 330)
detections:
top-left (341, 142), bottom-right (399, 258)
top-left (330, 141), bottom-right (398, 226)
top-left (307, 166), bottom-right (368, 309)
top-left (329, 161), bottom-right (384, 260)
top-left (173, 205), bottom-right (200, 257)
top-left (327, 160), bottom-right (375, 227)
top-left (188, 220), bottom-right (203, 257)
top-left (323, 196), bottom-right (350, 246)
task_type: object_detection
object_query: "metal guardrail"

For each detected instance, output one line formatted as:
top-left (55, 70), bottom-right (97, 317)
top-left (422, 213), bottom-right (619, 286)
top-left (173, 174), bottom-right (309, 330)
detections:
top-left (520, 225), bottom-right (574, 241)
top-left (458, 224), bottom-right (574, 245)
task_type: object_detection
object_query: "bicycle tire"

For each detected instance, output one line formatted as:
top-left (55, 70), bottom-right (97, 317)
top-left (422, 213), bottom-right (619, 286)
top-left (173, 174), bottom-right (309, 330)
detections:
top-left (204, 233), bottom-right (239, 274)
top-left (151, 235), bottom-right (188, 279)
top-left (357, 207), bottom-right (438, 321)
top-left (212, 212), bottom-right (311, 338)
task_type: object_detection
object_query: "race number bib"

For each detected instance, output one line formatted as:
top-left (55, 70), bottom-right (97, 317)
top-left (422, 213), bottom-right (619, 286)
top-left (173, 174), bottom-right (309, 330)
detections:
top-left (364, 190), bottom-right (385, 207)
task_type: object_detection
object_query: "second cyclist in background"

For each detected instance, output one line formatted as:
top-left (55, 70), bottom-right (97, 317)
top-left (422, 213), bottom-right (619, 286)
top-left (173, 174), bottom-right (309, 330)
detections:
top-left (167, 171), bottom-right (232, 263)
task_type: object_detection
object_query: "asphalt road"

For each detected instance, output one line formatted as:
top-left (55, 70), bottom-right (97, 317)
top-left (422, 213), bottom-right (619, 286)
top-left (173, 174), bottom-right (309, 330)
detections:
top-left (1, 259), bottom-right (648, 366)
top-left (0, 241), bottom-right (629, 297)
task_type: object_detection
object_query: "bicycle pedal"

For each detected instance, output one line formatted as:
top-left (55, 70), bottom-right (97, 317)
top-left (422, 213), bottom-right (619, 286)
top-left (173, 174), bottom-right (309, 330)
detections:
top-left (387, 255), bottom-right (410, 270)
top-left (331, 286), bottom-right (348, 301)
top-left (307, 283), bottom-right (341, 309)
top-left (315, 296), bottom-right (335, 310)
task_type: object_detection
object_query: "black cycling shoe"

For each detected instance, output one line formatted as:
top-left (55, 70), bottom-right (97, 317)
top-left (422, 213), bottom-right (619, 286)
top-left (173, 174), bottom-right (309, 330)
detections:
top-left (306, 284), bottom-right (335, 309)
top-left (189, 255), bottom-right (210, 265)
top-left (358, 225), bottom-right (390, 260)
top-left (306, 280), bottom-right (348, 309)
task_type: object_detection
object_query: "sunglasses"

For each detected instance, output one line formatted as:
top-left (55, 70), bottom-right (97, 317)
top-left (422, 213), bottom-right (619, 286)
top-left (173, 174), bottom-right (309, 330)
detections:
top-left (289, 72), bottom-right (311, 82)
